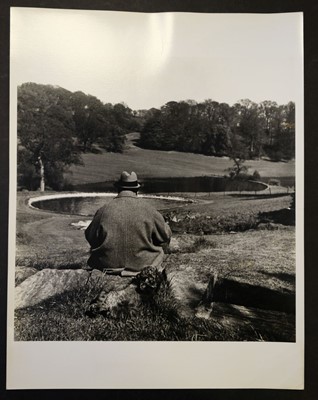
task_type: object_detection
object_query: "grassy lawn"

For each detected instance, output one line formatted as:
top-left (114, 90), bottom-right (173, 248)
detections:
top-left (65, 133), bottom-right (295, 184)
top-left (15, 189), bottom-right (295, 341)
top-left (15, 135), bottom-right (296, 341)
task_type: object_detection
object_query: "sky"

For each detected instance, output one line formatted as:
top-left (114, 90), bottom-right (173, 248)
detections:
top-left (11, 8), bottom-right (303, 110)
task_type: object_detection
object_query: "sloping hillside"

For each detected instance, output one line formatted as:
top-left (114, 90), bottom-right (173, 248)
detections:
top-left (66, 133), bottom-right (295, 185)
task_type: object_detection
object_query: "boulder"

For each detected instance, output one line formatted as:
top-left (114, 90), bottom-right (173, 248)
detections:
top-left (164, 262), bottom-right (208, 317)
top-left (168, 237), bottom-right (181, 252)
top-left (87, 285), bottom-right (141, 318)
top-left (87, 266), bottom-right (164, 317)
top-left (164, 260), bottom-right (296, 318)
top-left (70, 220), bottom-right (91, 230)
top-left (15, 266), bottom-right (38, 286)
top-left (15, 268), bottom-right (129, 309)
top-left (195, 302), bottom-right (295, 341)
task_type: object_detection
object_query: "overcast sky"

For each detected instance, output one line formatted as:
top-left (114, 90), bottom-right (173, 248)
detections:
top-left (11, 8), bottom-right (303, 110)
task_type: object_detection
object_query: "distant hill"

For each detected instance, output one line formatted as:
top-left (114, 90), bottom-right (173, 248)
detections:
top-left (65, 133), bottom-right (295, 185)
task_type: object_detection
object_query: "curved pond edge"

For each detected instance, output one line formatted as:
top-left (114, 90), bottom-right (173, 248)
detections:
top-left (28, 192), bottom-right (194, 211)
top-left (28, 179), bottom-right (269, 212)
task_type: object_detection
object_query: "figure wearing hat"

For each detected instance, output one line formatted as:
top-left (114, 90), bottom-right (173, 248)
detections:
top-left (85, 171), bottom-right (172, 276)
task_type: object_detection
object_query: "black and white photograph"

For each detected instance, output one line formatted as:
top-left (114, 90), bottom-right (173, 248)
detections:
top-left (7, 6), bottom-right (304, 389)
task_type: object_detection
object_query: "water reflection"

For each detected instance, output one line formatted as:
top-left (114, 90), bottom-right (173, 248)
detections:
top-left (32, 176), bottom-right (268, 216)
top-left (33, 196), bottom-right (191, 216)
top-left (34, 197), bottom-right (109, 216)
top-left (71, 176), bottom-right (267, 193)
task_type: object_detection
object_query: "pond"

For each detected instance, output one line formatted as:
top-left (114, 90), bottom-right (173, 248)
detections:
top-left (29, 194), bottom-right (194, 217)
top-left (30, 176), bottom-right (267, 216)
top-left (70, 176), bottom-right (267, 193)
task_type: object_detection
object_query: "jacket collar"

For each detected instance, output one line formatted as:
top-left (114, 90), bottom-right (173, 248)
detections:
top-left (116, 191), bottom-right (138, 198)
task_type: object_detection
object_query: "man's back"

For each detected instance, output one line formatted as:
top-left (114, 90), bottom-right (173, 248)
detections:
top-left (85, 191), bottom-right (171, 272)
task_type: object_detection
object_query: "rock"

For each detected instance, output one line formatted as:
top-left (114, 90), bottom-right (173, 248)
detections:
top-left (195, 302), bottom-right (295, 341)
top-left (70, 220), bottom-right (91, 230)
top-left (164, 262), bottom-right (208, 317)
top-left (168, 275), bottom-right (206, 317)
top-left (169, 237), bottom-right (181, 252)
top-left (201, 273), bottom-right (295, 314)
top-left (87, 285), bottom-right (141, 318)
top-left (15, 268), bottom-right (118, 309)
top-left (15, 266), bottom-right (38, 286)
top-left (87, 266), bottom-right (164, 318)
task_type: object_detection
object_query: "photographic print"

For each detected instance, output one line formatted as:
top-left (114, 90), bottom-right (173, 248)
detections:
top-left (7, 7), bottom-right (304, 389)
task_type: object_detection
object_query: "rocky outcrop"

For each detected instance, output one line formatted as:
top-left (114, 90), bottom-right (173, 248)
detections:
top-left (86, 266), bottom-right (165, 317)
top-left (15, 268), bottom-right (129, 309)
top-left (165, 266), bottom-right (207, 317)
top-left (15, 258), bottom-right (295, 342)
top-left (87, 284), bottom-right (141, 317)
top-left (15, 266), bottom-right (38, 286)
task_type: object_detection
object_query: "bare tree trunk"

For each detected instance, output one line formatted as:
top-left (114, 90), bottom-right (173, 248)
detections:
top-left (38, 156), bottom-right (45, 192)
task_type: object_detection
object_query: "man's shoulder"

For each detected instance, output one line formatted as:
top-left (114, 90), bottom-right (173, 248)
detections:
top-left (113, 196), bottom-right (159, 213)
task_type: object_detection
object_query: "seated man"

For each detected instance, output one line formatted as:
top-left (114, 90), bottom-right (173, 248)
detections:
top-left (85, 171), bottom-right (172, 276)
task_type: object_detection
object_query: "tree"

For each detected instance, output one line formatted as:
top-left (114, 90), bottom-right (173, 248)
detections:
top-left (227, 134), bottom-right (249, 179)
top-left (260, 102), bottom-right (295, 161)
top-left (139, 109), bottom-right (164, 149)
top-left (234, 99), bottom-right (263, 158)
top-left (70, 91), bottom-right (108, 152)
top-left (138, 97), bottom-right (294, 161)
top-left (18, 83), bottom-right (82, 191)
top-left (259, 100), bottom-right (279, 146)
top-left (70, 93), bottom-right (127, 153)
top-left (112, 102), bottom-right (141, 133)
top-left (280, 101), bottom-right (295, 160)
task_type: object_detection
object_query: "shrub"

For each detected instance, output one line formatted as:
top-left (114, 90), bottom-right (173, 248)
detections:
top-left (252, 170), bottom-right (261, 180)
top-left (290, 192), bottom-right (295, 210)
top-left (17, 149), bottom-right (41, 190)
top-left (269, 150), bottom-right (285, 162)
top-left (167, 213), bottom-right (260, 235)
top-left (268, 178), bottom-right (281, 186)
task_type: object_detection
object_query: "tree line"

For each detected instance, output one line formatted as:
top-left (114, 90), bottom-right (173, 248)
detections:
top-left (17, 82), bottom-right (295, 191)
top-left (17, 83), bottom-right (139, 190)
top-left (138, 99), bottom-right (295, 161)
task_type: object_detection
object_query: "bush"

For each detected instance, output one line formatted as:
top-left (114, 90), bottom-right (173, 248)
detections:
top-left (17, 149), bottom-right (41, 190)
top-left (290, 192), bottom-right (295, 210)
top-left (166, 213), bottom-right (259, 235)
top-left (268, 179), bottom-right (281, 186)
top-left (252, 170), bottom-right (261, 180)
top-left (269, 150), bottom-right (285, 162)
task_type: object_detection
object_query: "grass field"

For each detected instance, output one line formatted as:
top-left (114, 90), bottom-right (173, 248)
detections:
top-left (15, 188), bottom-right (295, 341)
top-left (14, 133), bottom-right (296, 341)
top-left (65, 133), bottom-right (295, 184)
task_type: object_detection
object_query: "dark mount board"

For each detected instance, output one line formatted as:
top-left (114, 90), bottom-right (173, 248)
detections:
top-left (1, 0), bottom-right (316, 399)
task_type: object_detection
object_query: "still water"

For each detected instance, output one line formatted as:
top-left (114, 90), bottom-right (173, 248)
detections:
top-left (71, 176), bottom-right (267, 193)
top-left (31, 176), bottom-right (268, 216)
top-left (31, 195), bottom-right (193, 216)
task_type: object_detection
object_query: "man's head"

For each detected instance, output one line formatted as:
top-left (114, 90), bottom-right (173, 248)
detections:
top-left (114, 171), bottom-right (141, 193)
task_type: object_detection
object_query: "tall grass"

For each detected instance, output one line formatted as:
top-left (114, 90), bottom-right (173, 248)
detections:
top-left (14, 279), bottom-right (268, 342)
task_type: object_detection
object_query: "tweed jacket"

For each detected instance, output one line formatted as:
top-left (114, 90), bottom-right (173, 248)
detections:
top-left (85, 191), bottom-right (172, 272)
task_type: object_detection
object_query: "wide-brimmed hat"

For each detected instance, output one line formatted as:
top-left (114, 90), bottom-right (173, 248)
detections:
top-left (114, 171), bottom-right (141, 190)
